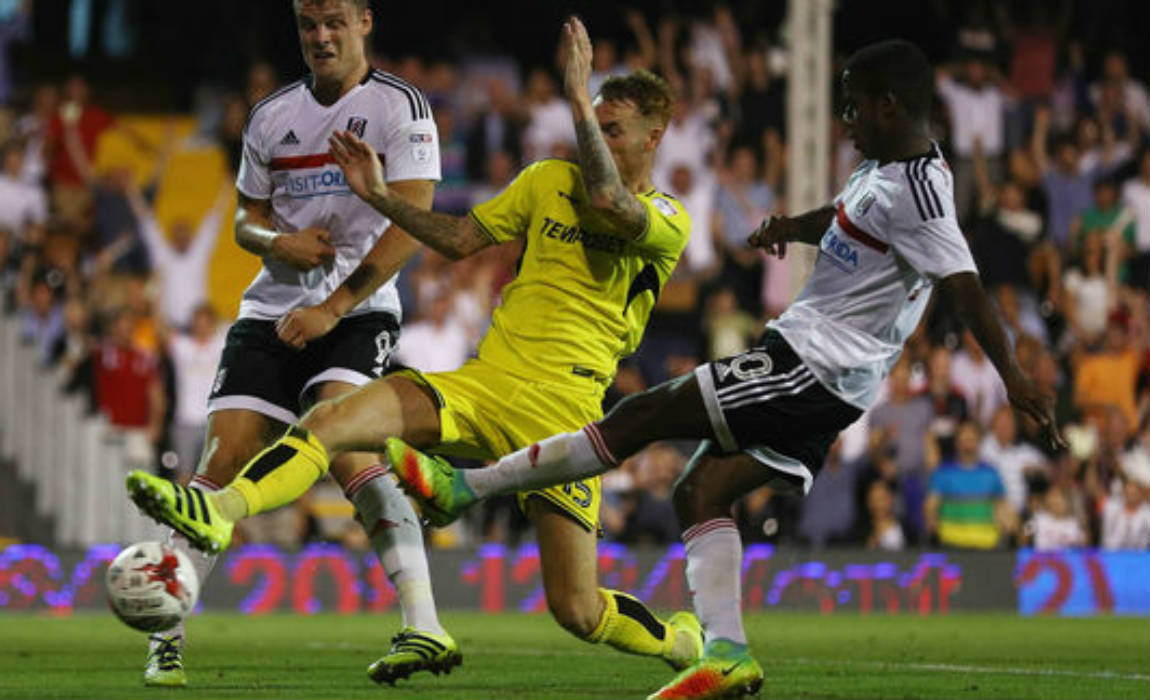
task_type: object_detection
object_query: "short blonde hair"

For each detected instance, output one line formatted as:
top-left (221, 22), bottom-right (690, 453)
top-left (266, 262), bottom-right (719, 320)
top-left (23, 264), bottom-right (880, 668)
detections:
top-left (599, 70), bottom-right (675, 127)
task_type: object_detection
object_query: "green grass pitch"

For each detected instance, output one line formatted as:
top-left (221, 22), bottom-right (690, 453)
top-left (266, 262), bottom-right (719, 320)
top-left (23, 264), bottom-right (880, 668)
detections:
top-left (0, 612), bottom-right (1146, 699)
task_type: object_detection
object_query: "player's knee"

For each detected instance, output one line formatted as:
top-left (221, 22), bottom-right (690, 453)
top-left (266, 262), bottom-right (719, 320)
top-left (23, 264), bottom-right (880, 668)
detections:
top-left (299, 397), bottom-right (342, 435)
top-left (546, 592), bottom-right (602, 639)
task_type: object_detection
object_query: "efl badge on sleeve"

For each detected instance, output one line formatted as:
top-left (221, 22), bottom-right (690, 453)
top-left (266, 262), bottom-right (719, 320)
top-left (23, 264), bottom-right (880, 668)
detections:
top-left (346, 116), bottom-right (368, 138)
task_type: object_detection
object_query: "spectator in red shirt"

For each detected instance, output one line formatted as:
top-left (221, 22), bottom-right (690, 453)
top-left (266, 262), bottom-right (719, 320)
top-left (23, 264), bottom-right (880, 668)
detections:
top-left (45, 75), bottom-right (151, 230)
top-left (93, 307), bottom-right (165, 472)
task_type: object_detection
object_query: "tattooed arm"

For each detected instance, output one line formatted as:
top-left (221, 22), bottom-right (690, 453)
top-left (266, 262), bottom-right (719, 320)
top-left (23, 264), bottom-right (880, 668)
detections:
top-left (563, 16), bottom-right (649, 239)
top-left (274, 179), bottom-right (434, 349)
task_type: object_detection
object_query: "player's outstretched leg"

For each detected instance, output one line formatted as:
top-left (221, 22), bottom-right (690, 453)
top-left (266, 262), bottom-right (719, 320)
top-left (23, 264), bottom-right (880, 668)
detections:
top-left (127, 471), bottom-right (235, 553)
top-left (336, 459), bottom-right (461, 684)
top-left (649, 450), bottom-right (778, 700)
top-left (139, 412), bottom-right (283, 687)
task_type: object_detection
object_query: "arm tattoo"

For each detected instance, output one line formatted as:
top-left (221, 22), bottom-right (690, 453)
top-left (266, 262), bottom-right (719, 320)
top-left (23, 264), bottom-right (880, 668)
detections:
top-left (369, 190), bottom-right (481, 260)
top-left (342, 263), bottom-right (379, 296)
top-left (573, 118), bottom-right (648, 237)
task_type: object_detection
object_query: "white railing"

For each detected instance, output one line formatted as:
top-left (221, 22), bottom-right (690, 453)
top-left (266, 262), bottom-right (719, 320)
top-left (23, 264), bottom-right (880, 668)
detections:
top-left (1, 314), bottom-right (156, 546)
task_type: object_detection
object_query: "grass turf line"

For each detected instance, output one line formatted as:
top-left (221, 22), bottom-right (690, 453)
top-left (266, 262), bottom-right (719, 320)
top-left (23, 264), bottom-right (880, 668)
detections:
top-left (0, 612), bottom-right (1145, 699)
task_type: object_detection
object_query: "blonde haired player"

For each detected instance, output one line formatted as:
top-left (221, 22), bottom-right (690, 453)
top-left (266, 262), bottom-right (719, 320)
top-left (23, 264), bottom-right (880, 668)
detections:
top-left (130, 0), bottom-right (458, 687)
top-left (129, 16), bottom-right (704, 676)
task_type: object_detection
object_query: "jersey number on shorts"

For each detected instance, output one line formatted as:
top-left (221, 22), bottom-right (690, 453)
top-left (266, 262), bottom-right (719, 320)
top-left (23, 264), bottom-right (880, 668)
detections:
top-left (561, 480), bottom-right (593, 508)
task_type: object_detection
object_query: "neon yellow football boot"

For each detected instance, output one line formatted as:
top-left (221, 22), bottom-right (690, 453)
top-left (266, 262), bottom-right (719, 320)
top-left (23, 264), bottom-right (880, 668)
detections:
top-left (126, 471), bottom-right (233, 553)
top-left (143, 634), bottom-right (187, 687)
top-left (367, 627), bottom-right (462, 685)
top-left (665, 611), bottom-right (704, 671)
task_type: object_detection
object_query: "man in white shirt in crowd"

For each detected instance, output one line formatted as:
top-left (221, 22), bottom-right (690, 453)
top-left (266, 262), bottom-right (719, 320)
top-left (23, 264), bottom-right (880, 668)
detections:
top-left (166, 302), bottom-right (227, 480)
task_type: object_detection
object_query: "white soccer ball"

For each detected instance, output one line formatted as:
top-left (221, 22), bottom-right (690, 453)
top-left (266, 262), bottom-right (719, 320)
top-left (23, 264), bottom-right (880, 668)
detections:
top-left (106, 541), bottom-right (199, 633)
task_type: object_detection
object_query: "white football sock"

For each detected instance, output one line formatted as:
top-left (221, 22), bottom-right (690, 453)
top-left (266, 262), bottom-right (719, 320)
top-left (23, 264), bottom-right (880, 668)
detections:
top-left (683, 518), bottom-right (747, 646)
top-left (462, 424), bottom-right (618, 499)
top-left (153, 474), bottom-right (222, 649)
top-left (346, 465), bottom-right (444, 635)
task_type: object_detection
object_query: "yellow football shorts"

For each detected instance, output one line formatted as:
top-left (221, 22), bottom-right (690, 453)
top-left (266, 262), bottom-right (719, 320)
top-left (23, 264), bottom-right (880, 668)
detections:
top-left (395, 358), bottom-right (604, 532)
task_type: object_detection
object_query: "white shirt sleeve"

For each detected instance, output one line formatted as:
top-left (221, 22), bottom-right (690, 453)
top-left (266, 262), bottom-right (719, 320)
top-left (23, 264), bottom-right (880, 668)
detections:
top-left (887, 168), bottom-right (977, 281)
top-left (380, 114), bottom-right (441, 184)
top-left (236, 115), bottom-right (272, 200)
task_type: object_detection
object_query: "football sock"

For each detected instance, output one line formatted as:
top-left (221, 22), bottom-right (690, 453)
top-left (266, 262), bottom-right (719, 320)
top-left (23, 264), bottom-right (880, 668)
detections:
top-left (462, 424), bottom-right (618, 499)
top-left (213, 426), bottom-right (331, 519)
top-left (345, 465), bottom-right (444, 635)
top-left (683, 518), bottom-right (747, 646)
top-left (155, 474), bottom-right (222, 645)
top-left (586, 588), bottom-right (676, 660)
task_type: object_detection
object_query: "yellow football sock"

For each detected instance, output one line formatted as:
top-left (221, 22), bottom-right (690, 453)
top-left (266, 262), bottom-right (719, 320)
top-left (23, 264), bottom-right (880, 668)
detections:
top-left (586, 588), bottom-right (674, 659)
top-left (226, 426), bottom-right (331, 517)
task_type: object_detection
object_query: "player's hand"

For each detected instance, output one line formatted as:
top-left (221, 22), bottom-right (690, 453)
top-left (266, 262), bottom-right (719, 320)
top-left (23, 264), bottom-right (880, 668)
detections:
top-left (276, 303), bottom-right (340, 349)
top-left (329, 129), bottom-right (387, 203)
top-left (747, 215), bottom-right (797, 259)
top-left (1005, 375), bottom-right (1067, 452)
top-left (560, 16), bottom-right (593, 101)
top-left (271, 227), bottom-right (336, 271)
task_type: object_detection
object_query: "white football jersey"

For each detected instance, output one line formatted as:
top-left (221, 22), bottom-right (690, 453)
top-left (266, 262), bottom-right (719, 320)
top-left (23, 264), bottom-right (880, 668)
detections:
top-left (768, 143), bottom-right (976, 409)
top-left (235, 70), bottom-right (441, 321)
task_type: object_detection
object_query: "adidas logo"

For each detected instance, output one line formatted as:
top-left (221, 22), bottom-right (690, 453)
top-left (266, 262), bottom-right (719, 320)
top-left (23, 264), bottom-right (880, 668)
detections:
top-left (280, 130), bottom-right (299, 145)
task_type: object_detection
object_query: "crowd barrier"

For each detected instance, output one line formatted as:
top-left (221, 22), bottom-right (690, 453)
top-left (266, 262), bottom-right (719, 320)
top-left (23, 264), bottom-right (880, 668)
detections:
top-left (2, 543), bottom-right (1147, 617)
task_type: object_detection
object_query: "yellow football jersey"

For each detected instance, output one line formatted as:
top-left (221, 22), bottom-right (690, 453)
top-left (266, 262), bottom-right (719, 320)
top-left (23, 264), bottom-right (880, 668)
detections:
top-left (469, 158), bottom-right (691, 388)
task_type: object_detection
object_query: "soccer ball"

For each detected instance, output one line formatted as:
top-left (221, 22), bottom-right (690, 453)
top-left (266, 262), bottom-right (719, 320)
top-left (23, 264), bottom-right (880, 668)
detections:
top-left (106, 541), bottom-right (199, 632)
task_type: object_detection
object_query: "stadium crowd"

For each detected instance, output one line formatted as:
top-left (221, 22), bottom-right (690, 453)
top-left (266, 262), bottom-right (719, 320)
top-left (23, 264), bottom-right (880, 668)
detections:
top-left (0, 0), bottom-right (1147, 553)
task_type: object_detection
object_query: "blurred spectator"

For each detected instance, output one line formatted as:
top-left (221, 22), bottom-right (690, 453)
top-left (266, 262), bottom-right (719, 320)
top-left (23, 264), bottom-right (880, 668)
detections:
top-left (430, 102), bottom-right (471, 215)
top-left (0, 0), bottom-right (28, 105)
top-left (1032, 105), bottom-right (1103, 250)
top-left (864, 480), bottom-right (905, 551)
top-left (92, 308), bottom-right (165, 473)
top-left (1120, 149), bottom-right (1150, 291)
top-left (924, 345), bottom-right (969, 461)
top-left (616, 443), bottom-right (683, 545)
top-left (653, 98), bottom-right (716, 194)
top-left (1072, 178), bottom-right (1134, 263)
top-left (51, 296), bottom-right (91, 376)
top-left (999, 0), bottom-right (1067, 149)
top-left (925, 420), bottom-right (1015, 549)
top-left (68, 0), bottom-right (132, 58)
top-left (969, 145), bottom-right (1049, 293)
top-left (46, 76), bottom-right (116, 228)
top-left (869, 360), bottom-right (933, 535)
top-left (936, 56), bottom-right (1006, 223)
top-left (1091, 50), bottom-right (1150, 136)
top-left (165, 302), bottom-right (225, 480)
top-left (0, 139), bottom-right (46, 242)
top-left (950, 329), bottom-right (1008, 427)
top-left (1100, 449), bottom-right (1150, 549)
top-left (465, 77), bottom-right (525, 181)
top-left (20, 276), bottom-right (64, 365)
top-left (713, 143), bottom-right (776, 315)
top-left (980, 405), bottom-right (1048, 514)
top-left (588, 10), bottom-right (655, 96)
top-left (1074, 314), bottom-right (1140, 436)
top-left (797, 439), bottom-right (862, 548)
top-left (1062, 232), bottom-right (1117, 347)
top-left (994, 284), bottom-right (1048, 348)
top-left (13, 83), bottom-right (59, 186)
top-left (703, 287), bottom-right (758, 360)
top-left (1029, 486), bottom-right (1087, 550)
top-left (394, 291), bottom-right (471, 374)
top-left (666, 163), bottom-right (716, 276)
top-left (469, 148), bottom-right (514, 206)
top-left (521, 67), bottom-right (574, 162)
top-left (129, 180), bottom-right (226, 328)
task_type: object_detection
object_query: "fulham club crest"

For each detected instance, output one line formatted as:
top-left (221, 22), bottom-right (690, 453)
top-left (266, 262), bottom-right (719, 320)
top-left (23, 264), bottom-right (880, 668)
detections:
top-left (346, 116), bottom-right (367, 138)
